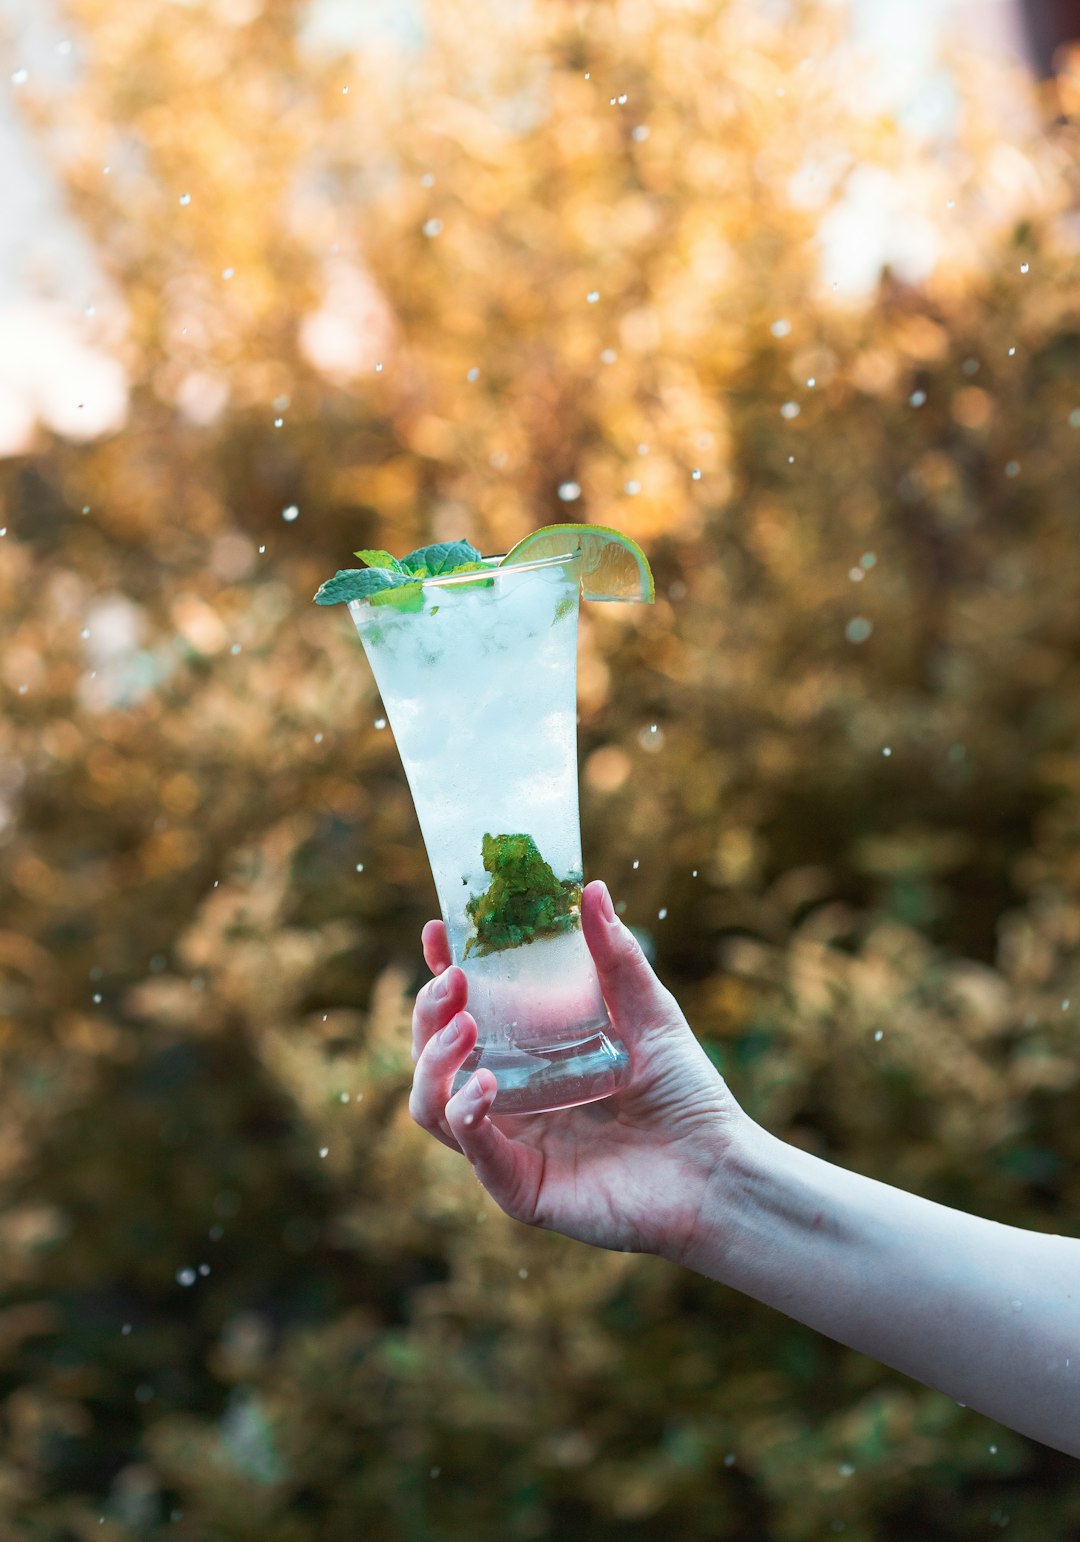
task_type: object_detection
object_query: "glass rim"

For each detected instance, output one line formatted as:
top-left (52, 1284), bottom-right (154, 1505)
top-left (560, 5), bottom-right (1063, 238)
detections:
top-left (415, 550), bottom-right (581, 589)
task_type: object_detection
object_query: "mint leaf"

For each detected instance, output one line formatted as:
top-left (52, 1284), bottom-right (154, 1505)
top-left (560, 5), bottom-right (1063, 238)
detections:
top-left (400, 539), bottom-right (483, 577)
top-left (314, 568), bottom-right (419, 606)
top-left (354, 549), bottom-right (404, 572)
top-left (369, 579), bottom-right (424, 611)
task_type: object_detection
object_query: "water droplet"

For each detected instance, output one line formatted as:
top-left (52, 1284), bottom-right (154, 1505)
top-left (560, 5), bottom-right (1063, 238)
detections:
top-left (82, 505), bottom-right (91, 514)
top-left (845, 616), bottom-right (872, 643)
top-left (11, 68), bottom-right (28, 86)
top-left (0, 529), bottom-right (6, 537)
top-left (319, 1146), bottom-right (329, 1158)
top-left (466, 366), bottom-right (479, 381)
top-left (770, 318), bottom-right (791, 338)
top-left (176, 1267), bottom-right (197, 1287)
top-left (947, 198), bottom-right (955, 208)
top-left (340, 1091), bottom-right (350, 1102)
top-left (18, 684), bottom-right (27, 694)
top-left (874, 1029), bottom-right (884, 1041)
top-left (57, 40), bottom-right (72, 55)
top-left (230, 643), bottom-right (241, 655)
top-left (1069, 409), bottom-right (1080, 427)
top-left (1008, 345), bottom-right (1016, 356)
top-left (600, 348), bottom-right (617, 364)
top-left (92, 992), bottom-right (102, 1004)
top-left (1005, 460), bottom-right (1020, 477)
top-left (1020, 262), bottom-right (1029, 273)
top-left (375, 361), bottom-right (383, 372)
top-left (584, 71), bottom-right (590, 79)
top-left (658, 907), bottom-right (668, 920)
top-left (806, 377), bottom-right (816, 388)
top-left (632, 124), bottom-right (650, 141)
top-left (691, 468), bottom-right (701, 480)
top-left (586, 290), bottom-right (600, 303)
top-left (618, 93), bottom-right (627, 104)
top-left (258, 544), bottom-right (265, 553)
top-left (274, 417), bottom-right (284, 428)
top-left (780, 401), bottom-right (800, 419)
top-left (989, 1443), bottom-right (998, 1453)
top-left (282, 505), bottom-right (299, 522)
top-left (518, 1267), bottom-right (529, 1278)
top-left (420, 172), bottom-right (435, 187)
top-left (692, 869), bottom-right (698, 877)
top-left (122, 1323), bottom-right (131, 1335)
top-left (557, 481), bottom-right (581, 501)
top-left (788, 455), bottom-right (795, 463)
top-left (81, 627), bottom-right (91, 639)
top-left (838, 1463), bottom-right (855, 1477)
top-left (430, 1466), bottom-right (441, 1478)
top-left (355, 862), bottom-right (365, 872)
top-left (849, 567), bottom-right (864, 582)
top-left (882, 745), bottom-right (892, 757)
top-left (724, 1452), bottom-right (736, 1467)
top-left (1063, 999), bottom-right (1071, 1012)
top-left (198, 1264), bottom-right (210, 1276)
top-left (632, 859), bottom-right (640, 870)
top-left (909, 390), bottom-right (926, 407)
top-left (85, 304), bottom-right (96, 317)
top-left (624, 480), bottom-right (640, 495)
top-left (374, 717), bottom-right (386, 730)
top-left (178, 192), bottom-right (191, 206)
top-left (860, 552), bottom-right (877, 569)
top-left (423, 218), bottom-right (443, 238)
top-left (222, 267), bottom-right (234, 280)
top-left (314, 732), bottom-right (323, 744)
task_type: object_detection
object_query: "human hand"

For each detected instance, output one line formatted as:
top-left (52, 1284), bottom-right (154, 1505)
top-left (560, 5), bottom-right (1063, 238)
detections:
top-left (409, 880), bottom-right (751, 1262)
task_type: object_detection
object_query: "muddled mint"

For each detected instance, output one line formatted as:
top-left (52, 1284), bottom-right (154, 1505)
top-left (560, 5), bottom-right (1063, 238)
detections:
top-left (314, 539), bottom-right (487, 607)
top-left (463, 833), bottom-right (582, 958)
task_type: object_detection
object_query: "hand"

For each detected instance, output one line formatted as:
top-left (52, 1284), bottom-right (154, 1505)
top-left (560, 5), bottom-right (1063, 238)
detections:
top-left (409, 880), bottom-right (750, 1261)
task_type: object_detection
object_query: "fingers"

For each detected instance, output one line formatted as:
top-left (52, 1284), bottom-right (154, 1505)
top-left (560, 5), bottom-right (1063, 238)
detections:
top-left (421, 918), bottom-right (451, 975)
top-left (445, 1070), bottom-right (543, 1223)
top-left (409, 1009), bottom-right (478, 1152)
top-left (411, 961), bottom-right (466, 1064)
top-left (580, 880), bottom-right (681, 1037)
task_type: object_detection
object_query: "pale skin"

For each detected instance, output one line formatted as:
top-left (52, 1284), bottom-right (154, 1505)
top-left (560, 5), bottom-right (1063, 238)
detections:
top-left (410, 880), bottom-right (1080, 1459)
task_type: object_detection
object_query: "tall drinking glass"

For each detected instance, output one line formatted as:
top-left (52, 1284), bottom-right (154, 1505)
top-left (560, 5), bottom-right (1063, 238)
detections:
top-left (349, 552), bottom-right (630, 1114)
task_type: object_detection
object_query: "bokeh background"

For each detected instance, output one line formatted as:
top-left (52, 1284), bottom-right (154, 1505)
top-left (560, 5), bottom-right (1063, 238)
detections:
top-left (2, 0), bottom-right (1080, 1536)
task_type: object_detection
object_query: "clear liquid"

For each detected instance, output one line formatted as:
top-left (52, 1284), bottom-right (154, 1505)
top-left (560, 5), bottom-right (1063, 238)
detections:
top-left (350, 561), bottom-right (630, 1113)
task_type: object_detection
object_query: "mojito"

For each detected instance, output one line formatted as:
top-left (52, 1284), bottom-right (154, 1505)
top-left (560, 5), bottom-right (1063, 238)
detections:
top-left (349, 553), bottom-right (630, 1113)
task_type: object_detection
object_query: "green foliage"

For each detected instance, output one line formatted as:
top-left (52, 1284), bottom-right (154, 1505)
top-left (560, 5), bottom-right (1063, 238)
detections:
top-left (463, 834), bottom-right (583, 957)
top-left (1, 0), bottom-right (1080, 1537)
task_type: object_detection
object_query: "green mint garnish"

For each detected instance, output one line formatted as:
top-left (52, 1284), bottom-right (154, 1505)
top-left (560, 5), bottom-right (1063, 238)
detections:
top-left (399, 539), bottom-right (483, 576)
top-left (314, 538), bottom-right (487, 607)
top-left (313, 568), bottom-right (420, 606)
top-left (463, 833), bottom-right (582, 958)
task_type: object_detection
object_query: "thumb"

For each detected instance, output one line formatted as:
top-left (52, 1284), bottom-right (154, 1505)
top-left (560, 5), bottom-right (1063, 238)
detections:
top-left (581, 880), bottom-right (679, 1036)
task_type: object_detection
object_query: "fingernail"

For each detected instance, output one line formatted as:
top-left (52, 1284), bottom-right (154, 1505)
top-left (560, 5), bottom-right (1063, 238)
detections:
top-left (441, 1015), bottom-right (462, 1047)
top-left (599, 883), bottom-right (617, 923)
top-left (432, 970), bottom-right (450, 1000)
top-left (465, 1072), bottom-right (484, 1101)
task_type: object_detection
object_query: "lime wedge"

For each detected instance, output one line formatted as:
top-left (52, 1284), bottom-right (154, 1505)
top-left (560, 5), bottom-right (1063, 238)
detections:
top-left (500, 523), bottom-right (655, 603)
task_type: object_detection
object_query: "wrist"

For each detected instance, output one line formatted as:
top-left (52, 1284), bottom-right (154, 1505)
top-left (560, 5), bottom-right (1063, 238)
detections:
top-left (657, 1107), bottom-right (777, 1278)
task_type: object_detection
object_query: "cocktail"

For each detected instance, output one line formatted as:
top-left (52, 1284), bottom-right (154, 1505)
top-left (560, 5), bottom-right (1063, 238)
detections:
top-left (316, 526), bottom-right (653, 1114)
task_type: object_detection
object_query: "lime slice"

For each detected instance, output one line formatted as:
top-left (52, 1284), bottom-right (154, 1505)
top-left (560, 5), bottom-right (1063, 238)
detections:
top-left (500, 523), bottom-right (655, 603)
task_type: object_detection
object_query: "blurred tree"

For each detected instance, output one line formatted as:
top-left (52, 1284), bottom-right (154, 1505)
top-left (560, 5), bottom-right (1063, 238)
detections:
top-left (1, 0), bottom-right (1079, 1536)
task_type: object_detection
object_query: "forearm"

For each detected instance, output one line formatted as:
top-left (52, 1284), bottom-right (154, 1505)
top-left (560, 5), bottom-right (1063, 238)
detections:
top-left (675, 1119), bottom-right (1080, 1456)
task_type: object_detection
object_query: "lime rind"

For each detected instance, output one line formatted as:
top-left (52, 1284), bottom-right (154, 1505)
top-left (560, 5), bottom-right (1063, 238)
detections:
top-left (500, 522), bottom-right (654, 604)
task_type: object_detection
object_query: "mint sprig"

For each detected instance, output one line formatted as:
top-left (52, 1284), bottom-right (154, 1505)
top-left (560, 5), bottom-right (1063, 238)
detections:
top-left (314, 538), bottom-right (486, 607)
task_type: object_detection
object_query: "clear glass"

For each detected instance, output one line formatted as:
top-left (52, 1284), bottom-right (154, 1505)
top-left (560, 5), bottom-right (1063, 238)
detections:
top-left (348, 553), bottom-right (630, 1114)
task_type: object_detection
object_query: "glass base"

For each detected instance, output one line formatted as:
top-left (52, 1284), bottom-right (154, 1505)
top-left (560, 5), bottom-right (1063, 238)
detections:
top-left (451, 1027), bottom-right (631, 1115)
